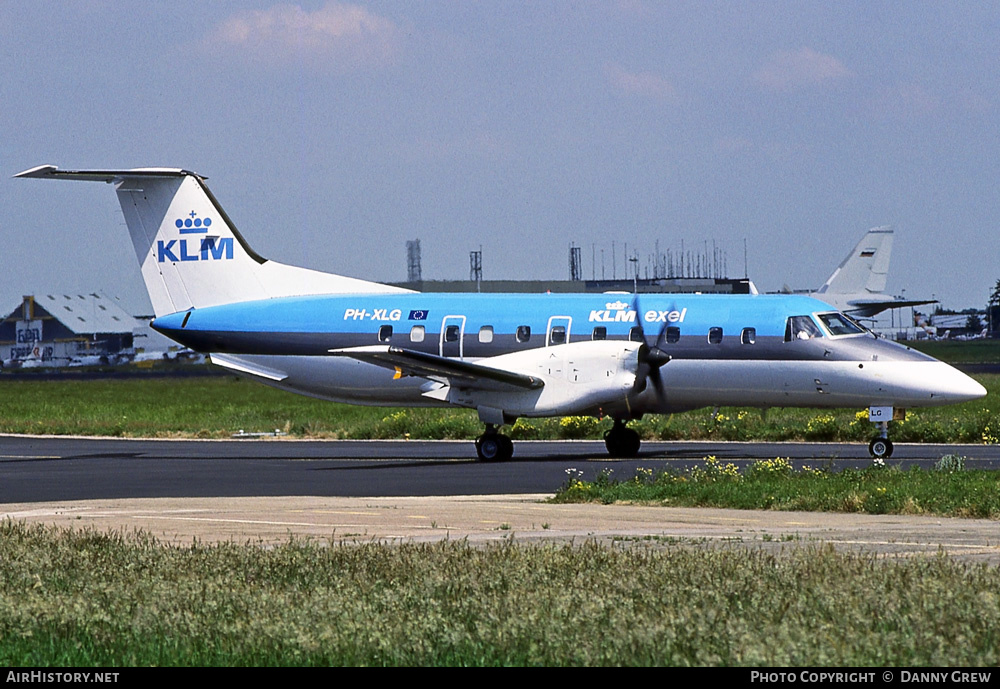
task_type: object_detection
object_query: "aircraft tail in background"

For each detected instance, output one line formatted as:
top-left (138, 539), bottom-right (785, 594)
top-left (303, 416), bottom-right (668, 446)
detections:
top-left (817, 226), bottom-right (893, 297)
top-left (14, 166), bottom-right (409, 317)
top-left (810, 226), bottom-right (936, 318)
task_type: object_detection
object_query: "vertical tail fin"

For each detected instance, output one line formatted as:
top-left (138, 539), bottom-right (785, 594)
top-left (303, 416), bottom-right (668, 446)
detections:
top-left (817, 226), bottom-right (893, 296)
top-left (15, 165), bottom-right (408, 317)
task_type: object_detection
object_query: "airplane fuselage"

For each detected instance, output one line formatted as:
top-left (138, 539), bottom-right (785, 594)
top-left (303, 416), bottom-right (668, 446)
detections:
top-left (152, 292), bottom-right (981, 417)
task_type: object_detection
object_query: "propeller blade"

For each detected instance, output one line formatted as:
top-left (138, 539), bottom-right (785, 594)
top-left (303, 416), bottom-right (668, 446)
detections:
top-left (630, 293), bottom-right (646, 340)
top-left (629, 293), bottom-right (671, 398)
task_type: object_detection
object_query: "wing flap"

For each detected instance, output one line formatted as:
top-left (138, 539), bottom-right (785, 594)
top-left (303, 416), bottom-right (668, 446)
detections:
top-left (328, 346), bottom-right (544, 392)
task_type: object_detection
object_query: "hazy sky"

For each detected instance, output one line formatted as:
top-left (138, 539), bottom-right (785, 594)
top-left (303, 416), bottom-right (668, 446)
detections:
top-left (4, 1), bottom-right (999, 314)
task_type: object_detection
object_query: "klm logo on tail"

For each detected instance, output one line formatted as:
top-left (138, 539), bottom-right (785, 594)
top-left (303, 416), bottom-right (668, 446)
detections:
top-left (157, 211), bottom-right (233, 263)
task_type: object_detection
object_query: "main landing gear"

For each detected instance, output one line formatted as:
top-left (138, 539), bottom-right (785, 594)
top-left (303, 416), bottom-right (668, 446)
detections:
top-left (475, 424), bottom-right (514, 461)
top-left (474, 420), bottom-right (642, 461)
top-left (604, 419), bottom-right (641, 458)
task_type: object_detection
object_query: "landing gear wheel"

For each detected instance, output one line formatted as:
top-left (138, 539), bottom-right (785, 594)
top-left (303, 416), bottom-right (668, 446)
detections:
top-left (869, 438), bottom-right (893, 460)
top-left (604, 425), bottom-right (641, 458)
top-left (476, 433), bottom-right (513, 461)
top-left (499, 434), bottom-right (513, 459)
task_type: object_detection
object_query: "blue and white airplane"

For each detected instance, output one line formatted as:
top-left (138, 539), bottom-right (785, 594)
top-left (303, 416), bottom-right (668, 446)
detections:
top-left (16, 165), bottom-right (986, 461)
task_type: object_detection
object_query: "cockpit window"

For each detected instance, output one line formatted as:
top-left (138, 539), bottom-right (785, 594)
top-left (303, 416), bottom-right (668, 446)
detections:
top-left (785, 315), bottom-right (822, 342)
top-left (817, 312), bottom-right (865, 337)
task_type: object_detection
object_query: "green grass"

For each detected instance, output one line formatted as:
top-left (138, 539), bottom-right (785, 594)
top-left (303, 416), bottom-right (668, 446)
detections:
top-left (1, 522), bottom-right (998, 666)
top-left (904, 338), bottom-right (1000, 363)
top-left (1, 373), bottom-right (998, 443)
top-left (553, 457), bottom-right (1000, 519)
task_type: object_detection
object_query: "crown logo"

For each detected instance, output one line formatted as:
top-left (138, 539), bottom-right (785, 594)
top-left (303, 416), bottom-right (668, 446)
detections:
top-left (605, 300), bottom-right (630, 310)
top-left (175, 211), bottom-right (213, 234)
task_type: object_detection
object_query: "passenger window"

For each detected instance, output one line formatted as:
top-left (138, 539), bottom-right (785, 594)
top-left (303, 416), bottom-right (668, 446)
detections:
top-left (378, 325), bottom-right (393, 343)
top-left (629, 326), bottom-right (644, 342)
top-left (592, 326), bottom-right (607, 341)
top-left (410, 325), bottom-right (425, 343)
top-left (549, 326), bottom-right (566, 345)
top-left (708, 327), bottom-right (723, 344)
top-left (785, 316), bottom-right (822, 342)
top-left (665, 327), bottom-right (680, 344)
top-left (445, 325), bottom-right (461, 343)
top-left (741, 327), bottom-right (756, 345)
top-left (479, 326), bottom-right (494, 343)
top-left (516, 325), bottom-right (531, 343)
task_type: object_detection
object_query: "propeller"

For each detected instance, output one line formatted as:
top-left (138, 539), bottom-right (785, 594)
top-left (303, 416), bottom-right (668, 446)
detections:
top-left (630, 294), bottom-right (672, 398)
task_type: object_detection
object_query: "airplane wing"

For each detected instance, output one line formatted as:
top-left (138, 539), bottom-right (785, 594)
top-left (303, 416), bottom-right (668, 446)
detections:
top-left (328, 346), bottom-right (544, 392)
top-left (844, 298), bottom-right (939, 318)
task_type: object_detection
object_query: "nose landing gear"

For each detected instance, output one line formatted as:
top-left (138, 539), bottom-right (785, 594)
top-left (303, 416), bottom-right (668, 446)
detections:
top-left (868, 431), bottom-right (893, 461)
top-left (867, 406), bottom-right (900, 462)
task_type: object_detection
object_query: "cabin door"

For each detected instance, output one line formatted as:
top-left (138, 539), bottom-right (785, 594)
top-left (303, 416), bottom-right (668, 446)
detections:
top-left (439, 315), bottom-right (466, 358)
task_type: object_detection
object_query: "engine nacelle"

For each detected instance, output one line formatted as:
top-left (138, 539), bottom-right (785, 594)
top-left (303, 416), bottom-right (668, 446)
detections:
top-left (421, 340), bottom-right (641, 418)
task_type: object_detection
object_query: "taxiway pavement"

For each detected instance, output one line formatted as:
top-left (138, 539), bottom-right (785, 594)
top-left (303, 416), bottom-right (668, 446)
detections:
top-left (2, 436), bottom-right (998, 561)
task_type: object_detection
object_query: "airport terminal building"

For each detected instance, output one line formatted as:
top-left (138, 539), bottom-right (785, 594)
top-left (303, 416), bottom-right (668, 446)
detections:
top-left (0, 293), bottom-right (139, 368)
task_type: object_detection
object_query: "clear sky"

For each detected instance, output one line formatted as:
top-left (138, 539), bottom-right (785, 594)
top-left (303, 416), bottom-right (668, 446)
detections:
top-left (3, 1), bottom-right (998, 315)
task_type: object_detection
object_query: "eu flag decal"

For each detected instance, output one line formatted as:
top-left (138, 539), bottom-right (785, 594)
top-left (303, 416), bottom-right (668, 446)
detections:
top-left (409, 310), bottom-right (428, 320)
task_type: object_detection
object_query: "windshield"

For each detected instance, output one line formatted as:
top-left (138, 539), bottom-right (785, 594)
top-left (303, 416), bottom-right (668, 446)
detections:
top-left (817, 312), bottom-right (865, 337)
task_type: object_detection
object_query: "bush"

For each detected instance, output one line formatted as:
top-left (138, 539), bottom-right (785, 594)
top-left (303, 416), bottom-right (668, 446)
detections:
top-left (557, 416), bottom-right (600, 439)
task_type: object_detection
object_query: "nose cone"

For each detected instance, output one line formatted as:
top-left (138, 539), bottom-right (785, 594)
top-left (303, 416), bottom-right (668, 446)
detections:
top-left (933, 364), bottom-right (988, 404)
top-left (881, 361), bottom-right (987, 406)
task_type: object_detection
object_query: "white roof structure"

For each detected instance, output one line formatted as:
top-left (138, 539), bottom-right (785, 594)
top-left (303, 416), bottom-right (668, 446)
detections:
top-left (27, 292), bottom-right (141, 334)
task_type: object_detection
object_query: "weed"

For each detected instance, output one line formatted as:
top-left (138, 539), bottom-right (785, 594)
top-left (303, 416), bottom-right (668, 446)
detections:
top-left (553, 456), bottom-right (1000, 519)
top-left (1, 524), bottom-right (999, 664)
top-left (935, 454), bottom-right (967, 473)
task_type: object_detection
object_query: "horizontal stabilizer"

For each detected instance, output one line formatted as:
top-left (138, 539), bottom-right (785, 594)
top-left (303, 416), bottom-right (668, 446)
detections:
top-left (14, 165), bottom-right (194, 182)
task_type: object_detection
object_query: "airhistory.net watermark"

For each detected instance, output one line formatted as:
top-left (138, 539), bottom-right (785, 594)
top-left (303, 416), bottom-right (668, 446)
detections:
top-left (6, 672), bottom-right (119, 683)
